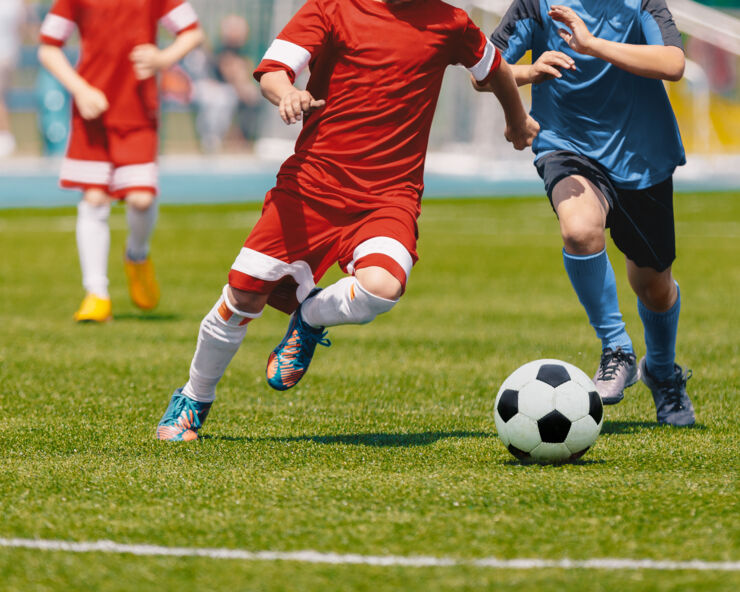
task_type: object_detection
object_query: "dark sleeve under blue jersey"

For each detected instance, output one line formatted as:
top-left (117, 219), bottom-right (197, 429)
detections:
top-left (490, 0), bottom-right (543, 63)
top-left (640, 0), bottom-right (684, 49)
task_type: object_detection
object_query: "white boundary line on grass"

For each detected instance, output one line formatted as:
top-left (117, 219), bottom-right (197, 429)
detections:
top-left (1, 538), bottom-right (738, 571)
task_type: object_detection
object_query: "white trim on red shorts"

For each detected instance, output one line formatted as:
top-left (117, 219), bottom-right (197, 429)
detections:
top-left (347, 237), bottom-right (413, 281)
top-left (262, 39), bottom-right (311, 77)
top-left (230, 248), bottom-right (316, 303)
top-left (110, 163), bottom-right (158, 193)
top-left (60, 158), bottom-right (113, 186)
top-left (160, 3), bottom-right (198, 35)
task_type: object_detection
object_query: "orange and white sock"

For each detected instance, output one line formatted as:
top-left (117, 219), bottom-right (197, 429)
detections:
top-left (182, 286), bottom-right (261, 403)
top-left (300, 276), bottom-right (397, 328)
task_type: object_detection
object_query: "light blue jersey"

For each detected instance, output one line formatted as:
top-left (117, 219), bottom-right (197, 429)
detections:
top-left (492, 0), bottom-right (686, 189)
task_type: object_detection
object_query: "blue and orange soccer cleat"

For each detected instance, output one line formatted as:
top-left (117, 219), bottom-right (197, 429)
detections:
top-left (156, 388), bottom-right (212, 441)
top-left (266, 289), bottom-right (331, 391)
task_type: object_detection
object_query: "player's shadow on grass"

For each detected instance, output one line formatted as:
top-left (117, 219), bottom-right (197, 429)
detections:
top-left (602, 420), bottom-right (706, 434)
top-left (112, 312), bottom-right (181, 322)
top-left (209, 430), bottom-right (493, 447)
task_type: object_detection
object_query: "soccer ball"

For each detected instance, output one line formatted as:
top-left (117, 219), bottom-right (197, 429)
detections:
top-left (494, 359), bottom-right (603, 464)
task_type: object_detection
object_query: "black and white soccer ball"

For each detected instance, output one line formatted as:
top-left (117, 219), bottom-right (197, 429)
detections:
top-left (494, 359), bottom-right (603, 463)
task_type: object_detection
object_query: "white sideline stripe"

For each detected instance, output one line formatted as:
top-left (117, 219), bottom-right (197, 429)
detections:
top-left (0, 539), bottom-right (738, 571)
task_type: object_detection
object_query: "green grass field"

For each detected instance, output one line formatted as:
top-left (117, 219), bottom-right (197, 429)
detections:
top-left (1, 194), bottom-right (738, 591)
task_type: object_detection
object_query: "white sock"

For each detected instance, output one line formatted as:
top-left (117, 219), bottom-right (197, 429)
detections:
top-left (0, 130), bottom-right (16, 157)
top-left (301, 276), bottom-right (397, 327)
top-left (76, 200), bottom-right (111, 297)
top-left (182, 286), bottom-right (262, 403)
top-left (125, 201), bottom-right (158, 261)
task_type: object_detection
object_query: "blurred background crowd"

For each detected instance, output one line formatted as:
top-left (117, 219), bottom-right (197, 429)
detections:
top-left (0, 0), bottom-right (739, 163)
top-left (1, 0), bottom-right (276, 158)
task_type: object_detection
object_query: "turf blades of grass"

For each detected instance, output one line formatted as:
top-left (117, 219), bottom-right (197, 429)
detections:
top-left (0, 195), bottom-right (738, 591)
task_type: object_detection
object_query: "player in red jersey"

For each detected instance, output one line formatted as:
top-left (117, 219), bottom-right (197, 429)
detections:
top-left (156, 0), bottom-right (540, 441)
top-left (39, 0), bottom-right (204, 322)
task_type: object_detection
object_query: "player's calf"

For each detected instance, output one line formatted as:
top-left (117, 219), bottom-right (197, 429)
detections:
top-left (266, 277), bottom-right (398, 391)
top-left (75, 198), bottom-right (112, 321)
top-left (302, 276), bottom-right (398, 327)
top-left (157, 287), bottom-right (261, 440)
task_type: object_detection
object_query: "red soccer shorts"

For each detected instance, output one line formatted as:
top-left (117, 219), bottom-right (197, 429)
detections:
top-left (228, 187), bottom-right (419, 314)
top-left (60, 115), bottom-right (158, 198)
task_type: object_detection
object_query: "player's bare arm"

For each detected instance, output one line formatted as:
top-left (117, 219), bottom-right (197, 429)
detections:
top-left (549, 5), bottom-right (684, 81)
top-left (259, 70), bottom-right (326, 125)
top-left (38, 44), bottom-right (109, 120)
top-left (130, 27), bottom-right (204, 80)
top-left (510, 50), bottom-right (576, 86)
top-left (472, 60), bottom-right (539, 150)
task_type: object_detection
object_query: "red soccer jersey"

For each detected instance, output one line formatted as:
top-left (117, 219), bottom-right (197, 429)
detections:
top-left (40, 0), bottom-right (199, 129)
top-left (254, 0), bottom-right (500, 216)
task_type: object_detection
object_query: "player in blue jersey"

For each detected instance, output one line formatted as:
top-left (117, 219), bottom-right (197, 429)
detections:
top-left (478, 0), bottom-right (694, 426)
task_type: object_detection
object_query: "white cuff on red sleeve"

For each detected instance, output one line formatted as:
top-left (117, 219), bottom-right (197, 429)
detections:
top-left (262, 39), bottom-right (312, 78)
top-left (467, 39), bottom-right (498, 82)
top-left (40, 13), bottom-right (76, 44)
top-left (160, 2), bottom-right (198, 34)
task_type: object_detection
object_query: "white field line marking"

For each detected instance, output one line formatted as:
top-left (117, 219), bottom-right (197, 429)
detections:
top-left (0, 538), bottom-right (738, 571)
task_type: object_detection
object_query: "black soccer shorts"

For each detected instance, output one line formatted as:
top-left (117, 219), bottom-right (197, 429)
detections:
top-left (535, 150), bottom-right (676, 272)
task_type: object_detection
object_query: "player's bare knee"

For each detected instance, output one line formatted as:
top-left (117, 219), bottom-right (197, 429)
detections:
top-left (227, 285), bottom-right (268, 316)
top-left (355, 267), bottom-right (403, 301)
top-left (82, 188), bottom-right (110, 206)
top-left (125, 190), bottom-right (156, 211)
top-left (331, 272), bottom-right (399, 325)
top-left (561, 225), bottom-right (605, 255)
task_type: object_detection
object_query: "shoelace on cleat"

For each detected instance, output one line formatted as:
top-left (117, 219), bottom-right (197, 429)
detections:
top-left (659, 367), bottom-right (693, 411)
top-left (164, 396), bottom-right (207, 429)
top-left (596, 347), bottom-right (634, 381)
top-left (287, 324), bottom-right (330, 369)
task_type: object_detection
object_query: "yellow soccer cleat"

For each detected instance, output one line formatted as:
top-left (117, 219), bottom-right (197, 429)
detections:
top-left (74, 293), bottom-right (113, 323)
top-left (124, 256), bottom-right (160, 310)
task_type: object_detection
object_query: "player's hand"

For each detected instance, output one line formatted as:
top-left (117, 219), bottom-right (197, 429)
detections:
top-left (278, 89), bottom-right (326, 125)
top-left (529, 50), bottom-right (576, 83)
top-left (549, 5), bottom-right (596, 55)
top-left (73, 84), bottom-right (109, 120)
top-left (130, 44), bottom-right (165, 80)
top-left (470, 74), bottom-right (491, 92)
top-left (505, 114), bottom-right (540, 150)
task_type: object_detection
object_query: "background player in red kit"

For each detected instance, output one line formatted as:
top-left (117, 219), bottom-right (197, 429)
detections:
top-left (156, 0), bottom-right (540, 441)
top-left (39, 0), bottom-right (204, 322)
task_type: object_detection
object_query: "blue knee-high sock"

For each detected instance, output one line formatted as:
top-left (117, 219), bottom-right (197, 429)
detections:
top-left (638, 283), bottom-right (680, 381)
top-left (563, 248), bottom-right (632, 353)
